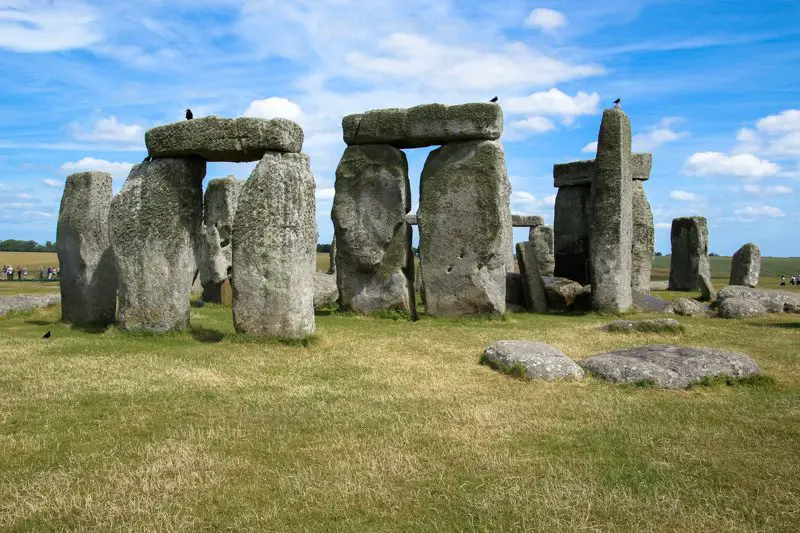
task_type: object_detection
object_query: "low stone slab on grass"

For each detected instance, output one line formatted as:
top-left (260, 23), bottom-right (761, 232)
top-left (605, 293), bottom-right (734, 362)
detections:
top-left (601, 318), bottom-right (683, 333)
top-left (717, 285), bottom-right (800, 314)
top-left (632, 292), bottom-right (672, 313)
top-left (0, 295), bottom-right (61, 317)
top-left (145, 116), bottom-right (303, 162)
top-left (650, 280), bottom-right (669, 291)
top-left (718, 297), bottom-right (768, 319)
top-left (581, 344), bottom-right (762, 389)
top-left (481, 340), bottom-right (584, 381)
top-left (668, 297), bottom-right (712, 317)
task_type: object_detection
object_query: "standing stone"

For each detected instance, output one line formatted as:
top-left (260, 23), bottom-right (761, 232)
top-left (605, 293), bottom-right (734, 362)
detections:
top-left (419, 140), bottom-right (510, 316)
top-left (631, 180), bottom-right (654, 294)
top-left (328, 236), bottom-right (337, 274)
top-left (730, 243), bottom-right (761, 287)
top-left (232, 152), bottom-right (316, 338)
top-left (332, 144), bottom-right (414, 315)
top-left (590, 108), bottom-right (633, 312)
top-left (553, 185), bottom-right (591, 284)
top-left (110, 158), bottom-right (206, 332)
top-left (516, 242), bottom-right (548, 312)
top-left (56, 172), bottom-right (117, 325)
top-left (528, 225), bottom-right (555, 277)
top-left (197, 176), bottom-right (243, 304)
top-left (699, 272), bottom-right (717, 301)
top-left (668, 216), bottom-right (710, 291)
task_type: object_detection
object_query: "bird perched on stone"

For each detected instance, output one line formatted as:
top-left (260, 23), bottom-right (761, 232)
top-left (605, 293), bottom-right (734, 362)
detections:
top-left (185, 108), bottom-right (193, 120)
top-left (613, 98), bottom-right (621, 108)
top-left (142, 155), bottom-right (152, 163)
top-left (42, 331), bottom-right (51, 339)
top-left (490, 96), bottom-right (498, 103)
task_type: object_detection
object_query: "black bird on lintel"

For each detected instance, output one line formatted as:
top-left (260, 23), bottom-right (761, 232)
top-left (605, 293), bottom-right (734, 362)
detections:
top-left (42, 331), bottom-right (51, 340)
top-left (185, 108), bottom-right (193, 120)
top-left (490, 96), bottom-right (498, 103)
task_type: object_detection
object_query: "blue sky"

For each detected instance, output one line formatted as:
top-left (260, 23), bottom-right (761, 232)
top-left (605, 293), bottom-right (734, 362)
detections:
top-left (1, 0), bottom-right (799, 255)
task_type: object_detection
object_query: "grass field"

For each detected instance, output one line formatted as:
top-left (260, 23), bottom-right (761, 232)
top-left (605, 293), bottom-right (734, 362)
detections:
top-left (1, 252), bottom-right (798, 530)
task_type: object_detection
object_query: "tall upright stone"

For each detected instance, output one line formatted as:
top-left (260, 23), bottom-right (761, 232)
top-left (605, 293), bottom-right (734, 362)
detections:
top-left (590, 108), bottom-right (633, 312)
top-left (516, 242), bottom-right (548, 312)
top-left (232, 152), bottom-right (316, 338)
top-left (328, 236), bottom-right (337, 274)
top-left (668, 216), bottom-right (710, 291)
top-left (730, 242), bottom-right (761, 287)
top-left (528, 224), bottom-right (555, 277)
top-left (197, 176), bottom-right (243, 303)
top-left (631, 180), bottom-right (655, 294)
top-left (110, 158), bottom-right (206, 332)
top-left (332, 144), bottom-right (414, 315)
top-left (553, 185), bottom-right (591, 284)
top-left (419, 140), bottom-right (510, 316)
top-left (56, 172), bottom-right (117, 325)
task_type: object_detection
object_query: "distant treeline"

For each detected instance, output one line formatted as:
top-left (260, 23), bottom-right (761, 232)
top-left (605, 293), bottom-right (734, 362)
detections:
top-left (0, 240), bottom-right (57, 252)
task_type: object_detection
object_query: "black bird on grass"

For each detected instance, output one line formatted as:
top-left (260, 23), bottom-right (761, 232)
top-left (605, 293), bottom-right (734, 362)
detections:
top-left (490, 96), bottom-right (498, 103)
top-left (42, 331), bottom-right (51, 340)
top-left (185, 108), bottom-right (193, 120)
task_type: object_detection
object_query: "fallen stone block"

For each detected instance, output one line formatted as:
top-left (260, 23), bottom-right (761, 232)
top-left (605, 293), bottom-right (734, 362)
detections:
top-left (601, 318), bottom-right (683, 333)
top-left (481, 340), bottom-right (584, 381)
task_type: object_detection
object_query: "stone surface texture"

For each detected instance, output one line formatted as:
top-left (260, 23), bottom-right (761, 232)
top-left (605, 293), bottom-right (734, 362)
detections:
top-left (729, 243), bottom-right (761, 287)
top-left (541, 277), bottom-right (584, 311)
top-left (589, 108), bottom-right (633, 312)
top-left (650, 280), bottom-right (669, 291)
top-left (699, 272), bottom-right (717, 301)
top-left (197, 176), bottom-right (243, 303)
top-left (529, 225), bottom-right (555, 277)
top-left (232, 152), bottom-right (316, 338)
top-left (0, 295), bottom-right (61, 317)
top-left (482, 341), bottom-right (584, 381)
top-left (419, 140), bottom-right (510, 316)
top-left (601, 318), bottom-right (682, 333)
top-left (553, 185), bottom-right (591, 284)
top-left (516, 242), bottom-right (548, 312)
top-left (145, 116), bottom-right (303, 162)
top-left (716, 285), bottom-right (800, 314)
top-left (631, 180), bottom-right (654, 294)
top-left (668, 216), bottom-right (710, 291)
top-left (669, 297), bottom-right (711, 317)
top-left (313, 272), bottom-right (339, 310)
top-left (57, 172), bottom-right (117, 325)
top-left (581, 344), bottom-right (762, 388)
top-left (332, 144), bottom-right (414, 315)
top-left (343, 103), bottom-right (503, 149)
top-left (512, 215), bottom-right (544, 227)
top-left (110, 158), bottom-right (206, 332)
top-left (718, 297), bottom-right (768, 319)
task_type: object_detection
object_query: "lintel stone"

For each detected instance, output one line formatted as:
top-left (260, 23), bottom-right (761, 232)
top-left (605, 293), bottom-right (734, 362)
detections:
top-left (553, 153), bottom-right (652, 188)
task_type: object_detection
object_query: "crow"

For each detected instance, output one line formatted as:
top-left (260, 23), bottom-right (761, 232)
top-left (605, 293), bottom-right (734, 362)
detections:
top-left (490, 96), bottom-right (498, 103)
top-left (613, 98), bottom-right (621, 104)
top-left (142, 155), bottom-right (152, 163)
top-left (42, 331), bottom-right (51, 339)
top-left (185, 108), bottom-right (194, 120)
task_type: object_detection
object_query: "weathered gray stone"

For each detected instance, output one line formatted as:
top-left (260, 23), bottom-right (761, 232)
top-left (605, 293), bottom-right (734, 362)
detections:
top-left (0, 294), bottom-right (61, 317)
top-left (650, 280), bottom-right (669, 291)
top-left (581, 344), bottom-right (762, 388)
top-left (552, 152), bottom-right (651, 187)
top-left (716, 285), bottom-right (800, 314)
top-left (232, 152), bottom-right (316, 338)
top-left (512, 214), bottom-right (544, 227)
top-left (601, 318), bottom-right (682, 333)
top-left (197, 176), bottom-right (243, 304)
top-left (668, 216), bottom-right (710, 291)
top-left (343, 102), bottom-right (503, 149)
top-left (56, 172), bottom-right (117, 325)
top-left (482, 341), bottom-right (584, 381)
top-left (631, 153), bottom-right (652, 181)
top-left (516, 242), bottom-right (548, 312)
top-left (730, 243), bottom-right (761, 287)
top-left (590, 108), bottom-right (633, 312)
top-left (404, 212), bottom-right (418, 225)
top-left (505, 272), bottom-right (527, 312)
top-left (553, 185), bottom-right (591, 284)
top-left (313, 272), bottom-right (339, 310)
top-left (419, 140), bottom-right (510, 316)
top-left (541, 277), bottom-right (584, 311)
top-left (632, 292), bottom-right (672, 313)
top-left (332, 144), bottom-right (414, 315)
top-left (145, 116), bottom-right (303, 162)
top-left (669, 297), bottom-right (710, 317)
top-left (631, 181), bottom-right (654, 294)
top-left (328, 236), bottom-right (337, 274)
top-left (110, 158), bottom-right (206, 332)
top-left (528, 225), bottom-right (555, 277)
top-left (699, 272), bottom-right (716, 301)
top-left (718, 297), bottom-right (768, 319)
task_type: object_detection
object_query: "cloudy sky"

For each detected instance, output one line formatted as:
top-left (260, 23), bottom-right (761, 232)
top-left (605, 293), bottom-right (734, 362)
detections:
top-left (1, 0), bottom-right (798, 255)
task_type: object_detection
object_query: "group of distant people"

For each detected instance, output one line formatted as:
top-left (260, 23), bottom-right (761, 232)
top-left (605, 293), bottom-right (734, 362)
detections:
top-left (1, 265), bottom-right (59, 280)
top-left (779, 275), bottom-right (800, 286)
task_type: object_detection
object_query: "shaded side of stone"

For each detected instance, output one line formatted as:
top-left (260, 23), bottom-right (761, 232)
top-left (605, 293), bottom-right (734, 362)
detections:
top-left (553, 185), bottom-right (591, 285)
top-left (110, 158), bottom-right (206, 332)
top-left (631, 180), bottom-right (654, 295)
top-left (541, 277), bottom-right (584, 311)
top-left (516, 242), bottom-right (548, 312)
top-left (668, 216), bottom-right (710, 291)
top-left (419, 140), bottom-right (510, 316)
top-left (57, 172), bottom-right (117, 326)
top-left (699, 272), bottom-right (717, 301)
top-left (729, 242), bottom-right (761, 288)
top-left (197, 176), bottom-right (243, 303)
top-left (589, 108), bottom-right (633, 312)
top-left (232, 152), bottom-right (316, 338)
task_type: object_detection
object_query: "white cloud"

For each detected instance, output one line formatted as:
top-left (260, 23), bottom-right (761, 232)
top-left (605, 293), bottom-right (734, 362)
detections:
top-left (655, 222), bottom-right (672, 230)
top-left (756, 109), bottom-right (800, 133)
top-left (43, 178), bottom-right (63, 188)
top-left (73, 116), bottom-right (144, 144)
top-left (543, 194), bottom-right (556, 206)
top-left (633, 117), bottom-right (689, 151)
top-left (734, 205), bottom-right (786, 218)
top-left (683, 152), bottom-right (780, 180)
top-left (525, 8), bottom-right (568, 31)
top-left (766, 185), bottom-right (793, 195)
top-left (740, 184), bottom-right (793, 196)
top-left (60, 157), bottom-right (134, 179)
top-left (669, 190), bottom-right (699, 202)
top-left (734, 109), bottom-right (800, 158)
top-left (243, 97), bottom-right (303, 121)
top-left (0, 1), bottom-right (102, 53)
top-left (510, 191), bottom-right (549, 215)
top-left (505, 89), bottom-right (600, 122)
top-left (315, 187), bottom-right (335, 200)
top-left (510, 116), bottom-right (555, 134)
top-left (581, 141), bottom-right (597, 154)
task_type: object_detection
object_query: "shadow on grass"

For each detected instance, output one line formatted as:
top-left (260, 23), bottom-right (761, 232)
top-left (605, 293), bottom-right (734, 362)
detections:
top-left (189, 326), bottom-right (225, 344)
top-left (25, 319), bottom-right (54, 326)
top-left (70, 323), bottom-right (112, 334)
top-left (759, 322), bottom-right (800, 329)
